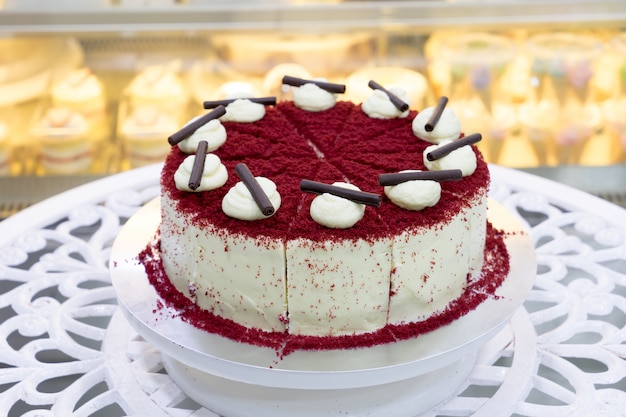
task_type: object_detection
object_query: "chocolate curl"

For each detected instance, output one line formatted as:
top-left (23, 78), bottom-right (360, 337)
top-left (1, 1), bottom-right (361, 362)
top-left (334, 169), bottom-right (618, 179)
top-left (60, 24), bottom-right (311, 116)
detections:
top-left (378, 169), bottom-right (463, 186)
top-left (426, 133), bottom-right (482, 161)
top-left (368, 80), bottom-right (409, 112)
top-left (235, 163), bottom-right (275, 216)
top-left (424, 96), bottom-right (449, 132)
top-left (281, 75), bottom-right (346, 94)
top-left (168, 105), bottom-right (226, 146)
top-left (188, 141), bottom-right (208, 190)
top-left (203, 97), bottom-right (277, 109)
top-left (300, 179), bottom-right (382, 207)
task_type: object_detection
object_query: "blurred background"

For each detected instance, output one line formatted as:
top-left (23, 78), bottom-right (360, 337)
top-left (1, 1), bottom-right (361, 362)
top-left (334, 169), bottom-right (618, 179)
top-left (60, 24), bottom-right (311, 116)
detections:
top-left (1, 0), bottom-right (625, 216)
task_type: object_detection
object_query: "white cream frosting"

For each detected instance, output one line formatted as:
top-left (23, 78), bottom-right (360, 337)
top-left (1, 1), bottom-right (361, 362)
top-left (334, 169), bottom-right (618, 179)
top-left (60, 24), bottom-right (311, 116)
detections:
top-left (128, 63), bottom-right (186, 100)
top-left (309, 182), bottom-right (365, 229)
top-left (222, 177), bottom-right (281, 221)
top-left (52, 68), bottom-right (104, 106)
top-left (221, 99), bottom-right (266, 123)
top-left (293, 80), bottom-right (337, 112)
top-left (39, 107), bottom-right (87, 134)
top-left (362, 87), bottom-right (410, 119)
top-left (424, 141), bottom-right (477, 176)
top-left (178, 118), bottom-right (227, 154)
top-left (122, 106), bottom-right (178, 137)
top-left (174, 153), bottom-right (228, 192)
top-left (412, 106), bottom-right (461, 144)
top-left (383, 170), bottom-right (441, 210)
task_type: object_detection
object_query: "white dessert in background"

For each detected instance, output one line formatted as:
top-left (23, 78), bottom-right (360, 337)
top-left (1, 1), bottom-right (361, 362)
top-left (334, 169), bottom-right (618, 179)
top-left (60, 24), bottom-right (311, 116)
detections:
top-left (33, 107), bottom-right (92, 174)
top-left (126, 61), bottom-right (189, 113)
top-left (601, 98), bottom-right (626, 163)
top-left (211, 32), bottom-right (372, 77)
top-left (120, 106), bottom-right (179, 168)
top-left (262, 63), bottom-right (312, 100)
top-left (51, 67), bottom-right (106, 116)
top-left (345, 67), bottom-right (427, 110)
top-left (51, 66), bottom-right (110, 146)
top-left (0, 122), bottom-right (10, 176)
top-left (449, 98), bottom-right (517, 164)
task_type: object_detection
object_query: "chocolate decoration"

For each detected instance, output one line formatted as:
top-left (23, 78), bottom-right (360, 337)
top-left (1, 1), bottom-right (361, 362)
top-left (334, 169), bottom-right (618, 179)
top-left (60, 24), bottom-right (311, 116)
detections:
top-left (378, 169), bottom-right (463, 186)
top-left (426, 133), bottom-right (483, 161)
top-left (235, 163), bottom-right (275, 216)
top-left (281, 75), bottom-right (346, 94)
top-left (168, 105), bottom-right (226, 146)
top-left (367, 80), bottom-right (410, 112)
top-left (188, 141), bottom-right (208, 190)
top-left (300, 179), bottom-right (382, 207)
top-left (424, 96), bottom-right (449, 132)
top-left (203, 97), bottom-right (277, 109)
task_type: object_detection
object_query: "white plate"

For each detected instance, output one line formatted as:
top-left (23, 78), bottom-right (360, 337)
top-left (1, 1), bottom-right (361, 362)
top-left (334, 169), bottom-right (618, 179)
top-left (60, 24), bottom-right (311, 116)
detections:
top-left (111, 198), bottom-right (536, 416)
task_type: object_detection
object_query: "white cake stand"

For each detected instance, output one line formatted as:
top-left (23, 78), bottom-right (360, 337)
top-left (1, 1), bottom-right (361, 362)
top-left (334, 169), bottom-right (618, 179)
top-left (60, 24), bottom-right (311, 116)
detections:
top-left (110, 198), bottom-right (536, 417)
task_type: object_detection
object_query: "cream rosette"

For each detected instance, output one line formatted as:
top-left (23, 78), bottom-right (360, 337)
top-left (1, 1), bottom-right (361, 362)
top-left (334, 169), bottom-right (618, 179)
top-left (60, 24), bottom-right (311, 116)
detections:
top-left (174, 153), bottom-right (228, 192)
top-left (222, 177), bottom-right (281, 221)
top-left (310, 182), bottom-right (366, 229)
top-left (383, 170), bottom-right (441, 211)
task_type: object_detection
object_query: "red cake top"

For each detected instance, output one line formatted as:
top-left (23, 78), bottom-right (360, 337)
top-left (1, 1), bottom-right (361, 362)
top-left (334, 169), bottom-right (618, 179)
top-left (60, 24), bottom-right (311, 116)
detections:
top-left (161, 101), bottom-right (490, 241)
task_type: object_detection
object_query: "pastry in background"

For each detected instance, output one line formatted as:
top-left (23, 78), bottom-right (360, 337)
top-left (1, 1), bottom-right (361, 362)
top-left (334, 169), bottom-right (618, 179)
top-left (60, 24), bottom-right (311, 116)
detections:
top-left (33, 107), bottom-right (92, 174)
top-left (211, 32), bottom-right (372, 78)
top-left (125, 61), bottom-right (189, 114)
top-left (262, 63), bottom-right (312, 100)
top-left (0, 122), bottom-right (10, 176)
top-left (120, 105), bottom-right (179, 168)
top-left (344, 67), bottom-right (427, 109)
top-left (51, 67), bottom-right (106, 116)
top-left (212, 81), bottom-right (261, 100)
top-left (51, 67), bottom-right (110, 144)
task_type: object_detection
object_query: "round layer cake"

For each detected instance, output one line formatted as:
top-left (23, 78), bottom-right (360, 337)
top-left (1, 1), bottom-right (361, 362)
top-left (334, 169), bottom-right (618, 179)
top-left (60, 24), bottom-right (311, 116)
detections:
top-left (142, 80), bottom-right (508, 354)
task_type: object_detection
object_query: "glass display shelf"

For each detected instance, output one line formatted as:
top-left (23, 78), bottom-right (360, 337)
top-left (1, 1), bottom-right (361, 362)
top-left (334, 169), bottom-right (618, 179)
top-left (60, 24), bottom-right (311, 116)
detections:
top-left (0, 0), bottom-right (625, 35)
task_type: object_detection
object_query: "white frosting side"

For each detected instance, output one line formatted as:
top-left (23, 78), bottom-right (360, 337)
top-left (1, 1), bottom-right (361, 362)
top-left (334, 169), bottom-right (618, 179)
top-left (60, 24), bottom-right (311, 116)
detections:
top-left (383, 170), bottom-right (441, 210)
top-left (286, 237), bottom-right (392, 336)
top-left (178, 118), bottom-right (227, 154)
top-left (160, 194), bottom-right (288, 333)
top-left (388, 212), bottom-right (472, 323)
top-left (412, 107), bottom-right (461, 144)
top-left (309, 182), bottom-right (366, 229)
top-left (362, 87), bottom-right (410, 119)
top-left (293, 81), bottom-right (337, 112)
top-left (423, 142), bottom-right (477, 176)
top-left (174, 153), bottom-right (228, 192)
top-left (222, 177), bottom-right (281, 221)
top-left (221, 99), bottom-right (266, 123)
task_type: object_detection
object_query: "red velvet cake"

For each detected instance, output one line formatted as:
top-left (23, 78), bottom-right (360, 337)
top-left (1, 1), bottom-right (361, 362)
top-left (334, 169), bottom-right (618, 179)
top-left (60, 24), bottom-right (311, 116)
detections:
top-left (139, 80), bottom-right (510, 355)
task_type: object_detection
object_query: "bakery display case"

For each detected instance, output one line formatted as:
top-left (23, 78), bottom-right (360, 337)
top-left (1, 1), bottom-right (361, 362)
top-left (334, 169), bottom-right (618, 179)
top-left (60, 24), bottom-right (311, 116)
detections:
top-left (1, 0), bottom-right (626, 216)
top-left (2, 3), bottom-right (626, 417)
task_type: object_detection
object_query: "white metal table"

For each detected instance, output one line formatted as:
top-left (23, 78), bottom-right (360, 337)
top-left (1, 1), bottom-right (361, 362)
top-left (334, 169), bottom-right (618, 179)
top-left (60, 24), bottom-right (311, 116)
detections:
top-left (1, 164), bottom-right (625, 417)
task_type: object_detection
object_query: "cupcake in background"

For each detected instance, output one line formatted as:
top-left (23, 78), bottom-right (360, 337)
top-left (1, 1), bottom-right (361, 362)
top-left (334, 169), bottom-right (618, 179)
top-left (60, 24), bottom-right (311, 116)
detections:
top-left (51, 67), bottom-right (106, 116)
top-left (125, 60), bottom-right (189, 116)
top-left (119, 105), bottom-right (179, 168)
top-left (0, 121), bottom-right (10, 176)
top-left (32, 107), bottom-right (93, 174)
top-left (50, 67), bottom-right (110, 144)
top-left (344, 66), bottom-right (427, 110)
top-left (262, 63), bottom-right (311, 100)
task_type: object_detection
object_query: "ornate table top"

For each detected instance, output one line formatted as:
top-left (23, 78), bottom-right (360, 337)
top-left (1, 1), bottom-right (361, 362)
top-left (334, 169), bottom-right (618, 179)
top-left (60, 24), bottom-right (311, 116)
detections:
top-left (1, 164), bottom-right (625, 417)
